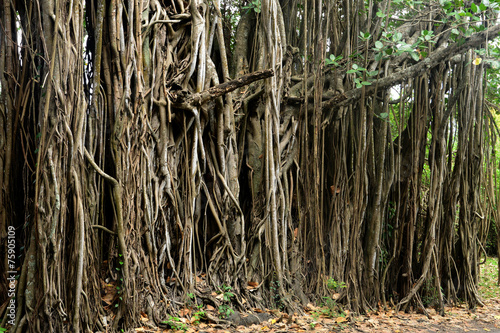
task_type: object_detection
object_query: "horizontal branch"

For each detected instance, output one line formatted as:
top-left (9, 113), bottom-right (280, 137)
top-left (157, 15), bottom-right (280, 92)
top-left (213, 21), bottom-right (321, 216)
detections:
top-left (173, 69), bottom-right (274, 108)
top-left (323, 23), bottom-right (500, 121)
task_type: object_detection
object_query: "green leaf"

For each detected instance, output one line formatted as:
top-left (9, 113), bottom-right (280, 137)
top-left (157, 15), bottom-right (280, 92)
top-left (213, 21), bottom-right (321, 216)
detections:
top-left (376, 11), bottom-right (385, 17)
top-left (480, 3), bottom-right (487, 11)
top-left (352, 64), bottom-right (358, 70)
top-left (356, 82), bottom-right (363, 88)
top-left (410, 51), bottom-right (420, 61)
top-left (346, 69), bottom-right (357, 74)
top-left (379, 112), bottom-right (389, 119)
top-left (471, 3), bottom-right (478, 12)
top-left (375, 41), bottom-right (384, 49)
top-left (361, 81), bottom-right (372, 85)
top-left (368, 70), bottom-right (379, 77)
top-left (452, 28), bottom-right (460, 35)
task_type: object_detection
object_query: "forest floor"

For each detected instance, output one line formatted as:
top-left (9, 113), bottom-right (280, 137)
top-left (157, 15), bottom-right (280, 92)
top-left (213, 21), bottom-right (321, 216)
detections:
top-left (132, 258), bottom-right (500, 333)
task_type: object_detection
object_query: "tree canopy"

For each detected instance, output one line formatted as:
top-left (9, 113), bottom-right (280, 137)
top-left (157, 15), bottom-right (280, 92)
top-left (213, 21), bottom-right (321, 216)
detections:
top-left (1, 0), bottom-right (500, 331)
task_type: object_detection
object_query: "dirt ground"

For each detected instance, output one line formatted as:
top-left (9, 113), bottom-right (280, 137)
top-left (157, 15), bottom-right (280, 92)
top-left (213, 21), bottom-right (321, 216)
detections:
top-left (133, 297), bottom-right (500, 333)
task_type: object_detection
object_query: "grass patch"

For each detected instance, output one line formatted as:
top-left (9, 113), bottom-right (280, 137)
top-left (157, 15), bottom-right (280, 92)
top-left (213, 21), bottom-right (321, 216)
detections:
top-left (479, 257), bottom-right (500, 300)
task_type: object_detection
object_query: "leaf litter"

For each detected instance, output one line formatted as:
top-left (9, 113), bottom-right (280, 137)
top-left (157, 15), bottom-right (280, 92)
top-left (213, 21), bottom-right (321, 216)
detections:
top-left (130, 298), bottom-right (500, 333)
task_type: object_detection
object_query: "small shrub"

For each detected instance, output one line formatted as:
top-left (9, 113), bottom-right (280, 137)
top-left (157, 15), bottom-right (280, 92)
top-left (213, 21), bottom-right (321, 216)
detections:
top-left (162, 315), bottom-right (188, 331)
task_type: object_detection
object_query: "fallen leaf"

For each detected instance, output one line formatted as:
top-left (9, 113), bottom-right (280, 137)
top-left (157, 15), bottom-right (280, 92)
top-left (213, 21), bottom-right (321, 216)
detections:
top-left (206, 304), bottom-right (215, 311)
top-left (305, 303), bottom-right (318, 311)
top-left (336, 316), bottom-right (347, 323)
top-left (248, 281), bottom-right (259, 288)
top-left (179, 308), bottom-right (190, 316)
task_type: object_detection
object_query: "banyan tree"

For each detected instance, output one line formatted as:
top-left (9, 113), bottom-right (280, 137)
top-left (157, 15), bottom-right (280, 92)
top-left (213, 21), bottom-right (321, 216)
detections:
top-left (1, 0), bottom-right (500, 331)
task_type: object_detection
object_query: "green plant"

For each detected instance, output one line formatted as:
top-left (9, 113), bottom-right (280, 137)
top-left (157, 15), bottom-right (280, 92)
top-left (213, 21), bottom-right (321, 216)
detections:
top-left (243, 0), bottom-right (261, 14)
top-left (325, 54), bottom-right (343, 67)
top-left (320, 296), bottom-right (341, 318)
top-left (347, 64), bottom-right (378, 88)
top-left (162, 315), bottom-right (188, 331)
top-left (192, 305), bottom-right (206, 325)
top-left (326, 277), bottom-right (346, 291)
top-left (221, 285), bottom-right (234, 301)
top-left (270, 280), bottom-right (285, 310)
top-left (479, 257), bottom-right (500, 299)
top-left (217, 285), bottom-right (234, 318)
top-left (114, 254), bottom-right (124, 309)
top-left (421, 276), bottom-right (440, 307)
top-left (218, 304), bottom-right (234, 318)
top-left (0, 327), bottom-right (7, 332)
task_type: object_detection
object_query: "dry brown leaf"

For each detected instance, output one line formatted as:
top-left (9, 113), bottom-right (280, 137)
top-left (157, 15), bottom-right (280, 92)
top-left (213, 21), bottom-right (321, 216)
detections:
top-left (179, 308), bottom-right (190, 316)
top-left (304, 303), bottom-right (318, 311)
top-left (101, 282), bottom-right (117, 305)
top-left (336, 316), bottom-right (347, 323)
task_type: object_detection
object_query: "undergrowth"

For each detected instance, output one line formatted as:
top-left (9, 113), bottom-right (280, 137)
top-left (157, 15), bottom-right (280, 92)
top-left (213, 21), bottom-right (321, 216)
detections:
top-left (479, 257), bottom-right (500, 300)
